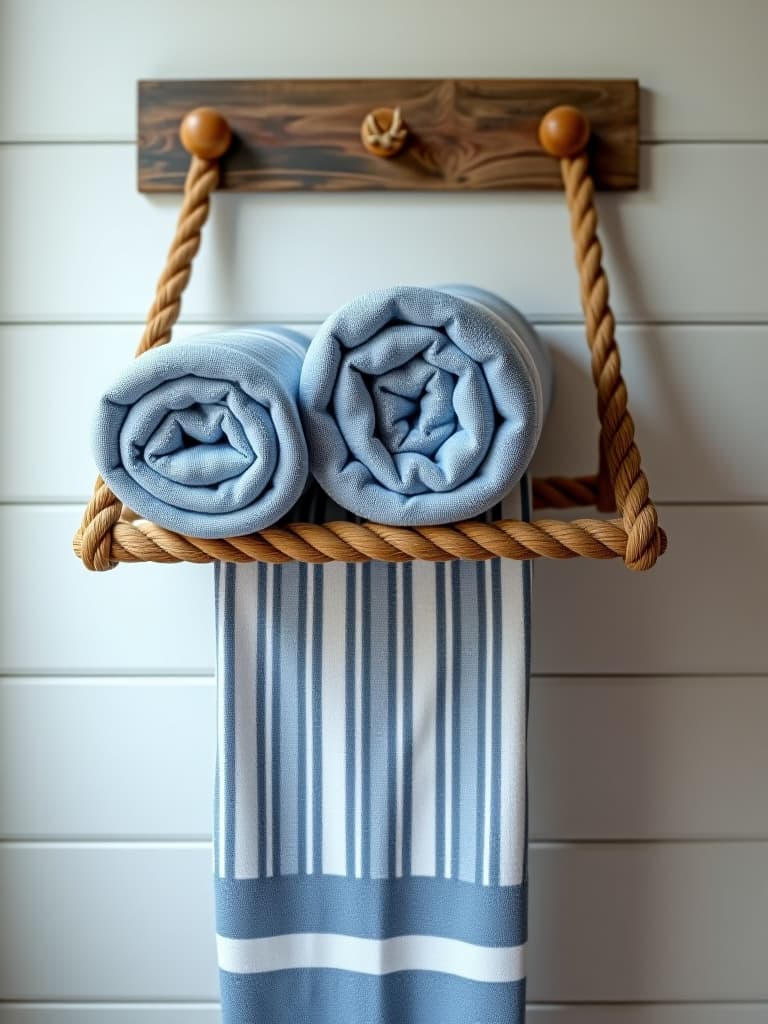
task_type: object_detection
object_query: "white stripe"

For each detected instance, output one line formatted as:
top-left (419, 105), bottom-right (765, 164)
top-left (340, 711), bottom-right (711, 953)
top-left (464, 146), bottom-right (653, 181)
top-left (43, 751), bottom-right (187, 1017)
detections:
top-left (443, 566), bottom-right (453, 879)
top-left (482, 561), bottom-right (494, 886)
top-left (354, 563), bottom-right (364, 879)
top-left (321, 563), bottom-right (348, 875)
top-left (216, 566), bottom-right (227, 878)
top-left (409, 564), bottom-right (437, 877)
top-left (499, 487), bottom-right (527, 887)
top-left (263, 564), bottom-right (275, 877)
top-left (217, 933), bottom-right (526, 984)
top-left (304, 566), bottom-right (314, 874)
top-left (442, 565), bottom-right (454, 876)
top-left (234, 564), bottom-right (259, 879)
top-left (395, 568), bottom-right (405, 878)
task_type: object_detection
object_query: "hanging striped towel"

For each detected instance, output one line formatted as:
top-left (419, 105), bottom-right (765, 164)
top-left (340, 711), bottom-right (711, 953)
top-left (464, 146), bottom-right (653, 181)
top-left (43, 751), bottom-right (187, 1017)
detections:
top-left (213, 484), bottom-right (531, 1023)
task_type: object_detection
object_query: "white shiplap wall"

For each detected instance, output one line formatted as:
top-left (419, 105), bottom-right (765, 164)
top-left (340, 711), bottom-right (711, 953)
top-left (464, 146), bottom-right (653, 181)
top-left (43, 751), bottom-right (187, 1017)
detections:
top-left (1, 0), bottom-right (767, 1020)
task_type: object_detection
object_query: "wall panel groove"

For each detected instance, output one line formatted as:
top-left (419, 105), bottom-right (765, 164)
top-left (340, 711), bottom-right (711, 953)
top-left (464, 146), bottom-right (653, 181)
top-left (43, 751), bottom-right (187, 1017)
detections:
top-left (3, 675), bottom-right (768, 843)
top-left (1, 145), bottom-right (766, 322)
top-left (4, 324), bottom-right (768, 504)
top-left (2, 843), bottom-right (768, 1001)
top-left (3, 505), bottom-right (765, 676)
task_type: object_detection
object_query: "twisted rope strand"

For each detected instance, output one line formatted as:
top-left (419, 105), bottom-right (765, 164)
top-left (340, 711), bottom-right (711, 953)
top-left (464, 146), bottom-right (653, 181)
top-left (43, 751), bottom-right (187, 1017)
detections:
top-left (72, 515), bottom-right (661, 566)
top-left (561, 154), bottom-right (662, 570)
top-left (361, 107), bottom-right (407, 154)
top-left (73, 130), bottom-right (665, 571)
top-left (136, 157), bottom-right (220, 355)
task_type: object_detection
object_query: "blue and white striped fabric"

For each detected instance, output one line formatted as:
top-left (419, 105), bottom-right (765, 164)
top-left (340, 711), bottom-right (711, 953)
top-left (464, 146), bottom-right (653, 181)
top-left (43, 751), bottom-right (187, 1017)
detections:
top-left (91, 326), bottom-right (310, 538)
top-left (213, 483), bottom-right (531, 1023)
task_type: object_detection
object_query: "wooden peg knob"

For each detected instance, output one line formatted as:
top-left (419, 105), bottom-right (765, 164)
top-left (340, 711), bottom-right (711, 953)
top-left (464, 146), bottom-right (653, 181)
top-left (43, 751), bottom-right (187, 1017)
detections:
top-left (179, 107), bottom-right (232, 160)
top-left (538, 106), bottom-right (591, 158)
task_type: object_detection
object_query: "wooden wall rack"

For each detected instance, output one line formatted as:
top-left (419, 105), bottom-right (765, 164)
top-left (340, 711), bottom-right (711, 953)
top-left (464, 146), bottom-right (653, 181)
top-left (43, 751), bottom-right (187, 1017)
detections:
top-left (138, 78), bottom-right (638, 192)
top-left (73, 81), bottom-right (666, 572)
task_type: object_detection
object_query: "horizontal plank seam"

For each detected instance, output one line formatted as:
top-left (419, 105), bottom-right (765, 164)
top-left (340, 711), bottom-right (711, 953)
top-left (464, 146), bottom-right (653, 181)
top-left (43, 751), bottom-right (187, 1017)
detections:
top-left (4, 835), bottom-right (768, 846)
top-left (0, 670), bottom-right (217, 679)
top-left (0, 1001), bottom-right (222, 1008)
top-left (2, 999), bottom-right (767, 1008)
top-left (4, 671), bottom-right (768, 681)
top-left (530, 1000), bottom-right (768, 1007)
top-left (2, 838), bottom-right (768, 850)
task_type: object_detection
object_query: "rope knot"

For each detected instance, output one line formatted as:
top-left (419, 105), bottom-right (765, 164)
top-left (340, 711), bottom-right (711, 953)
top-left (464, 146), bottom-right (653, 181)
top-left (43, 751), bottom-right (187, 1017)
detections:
top-left (361, 107), bottom-right (408, 158)
top-left (74, 479), bottom-right (123, 572)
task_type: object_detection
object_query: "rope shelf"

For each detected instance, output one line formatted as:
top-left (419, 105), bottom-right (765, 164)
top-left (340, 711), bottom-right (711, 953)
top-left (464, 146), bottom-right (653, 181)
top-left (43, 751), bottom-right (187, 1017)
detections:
top-left (73, 87), bottom-right (666, 573)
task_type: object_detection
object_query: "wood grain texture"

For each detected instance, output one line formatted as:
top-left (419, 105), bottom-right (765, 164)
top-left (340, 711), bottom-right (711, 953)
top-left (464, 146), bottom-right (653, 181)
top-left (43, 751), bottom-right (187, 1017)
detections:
top-left (138, 78), bottom-right (638, 192)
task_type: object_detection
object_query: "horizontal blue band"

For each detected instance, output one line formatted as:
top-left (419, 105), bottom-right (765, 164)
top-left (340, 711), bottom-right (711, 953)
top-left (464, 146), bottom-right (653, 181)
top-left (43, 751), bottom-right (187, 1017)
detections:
top-left (219, 967), bottom-right (525, 1024)
top-left (215, 873), bottom-right (526, 946)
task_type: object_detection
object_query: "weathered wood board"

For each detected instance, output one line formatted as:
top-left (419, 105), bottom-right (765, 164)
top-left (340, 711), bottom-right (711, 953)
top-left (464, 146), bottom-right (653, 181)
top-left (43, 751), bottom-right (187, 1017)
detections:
top-left (138, 78), bottom-right (638, 192)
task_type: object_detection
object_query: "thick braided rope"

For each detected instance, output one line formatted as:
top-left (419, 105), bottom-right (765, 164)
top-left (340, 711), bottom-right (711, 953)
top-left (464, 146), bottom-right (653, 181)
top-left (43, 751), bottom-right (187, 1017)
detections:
top-left (73, 143), bottom-right (666, 570)
top-left (135, 157), bottom-right (219, 356)
top-left (75, 156), bottom-right (219, 570)
top-left (73, 514), bottom-right (660, 565)
top-left (561, 154), bottom-right (662, 571)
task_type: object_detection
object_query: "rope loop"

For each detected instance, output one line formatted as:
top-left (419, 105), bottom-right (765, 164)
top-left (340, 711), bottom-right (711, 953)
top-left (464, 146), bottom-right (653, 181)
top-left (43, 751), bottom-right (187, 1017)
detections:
top-left (73, 112), bottom-right (665, 572)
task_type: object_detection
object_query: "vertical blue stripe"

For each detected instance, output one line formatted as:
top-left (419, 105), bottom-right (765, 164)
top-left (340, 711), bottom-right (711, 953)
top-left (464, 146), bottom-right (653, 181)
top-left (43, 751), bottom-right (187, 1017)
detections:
top-left (296, 561), bottom-right (308, 875)
top-left (450, 560), bottom-right (462, 880)
top-left (271, 565), bottom-right (283, 876)
top-left (223, 563), bottom-right (237, 880)
top-left (434, 562), bottom-right (446, 879)
top-left (386, 563), bottom-right (398, 877)
top-left (475, 560), bottom-right (488, 885)
top-left (278, 563), bottom-right (300, 877)
top-left (345, 564), bottom-right (357, 877)
top-left (401, 561), bottom-right (414, 877)
top-left (361, 561), bottom-right (372, 878)
top-left (255, 562), bottom-right (268, 878)
top-left (368, 562), bottom-right (390, 878)
top-left (311, 562), bottom-right (324, 875)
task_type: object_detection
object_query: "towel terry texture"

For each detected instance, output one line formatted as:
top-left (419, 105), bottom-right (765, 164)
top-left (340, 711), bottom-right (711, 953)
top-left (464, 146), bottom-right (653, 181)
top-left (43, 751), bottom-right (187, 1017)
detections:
top-left (299, 284), bottom-right (551, 525)
top-left (214, 482), bottom-right (531, 1023)
top-left (91, 327), bottom-right (310, 538)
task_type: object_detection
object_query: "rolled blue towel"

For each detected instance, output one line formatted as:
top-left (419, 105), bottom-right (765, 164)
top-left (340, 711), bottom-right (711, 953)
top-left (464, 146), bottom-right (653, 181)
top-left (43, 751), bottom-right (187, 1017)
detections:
top-left (299, 285), bottom-right (551, 525)
top-left (91, 327), bottom-right (310, 538)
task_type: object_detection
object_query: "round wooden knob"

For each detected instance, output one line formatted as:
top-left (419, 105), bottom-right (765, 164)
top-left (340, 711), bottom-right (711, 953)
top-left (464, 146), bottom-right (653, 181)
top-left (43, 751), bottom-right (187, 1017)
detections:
top-left (179, 107), bottom-right (232, 160)
top-left (538, 106), bottom-right (591, 158)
